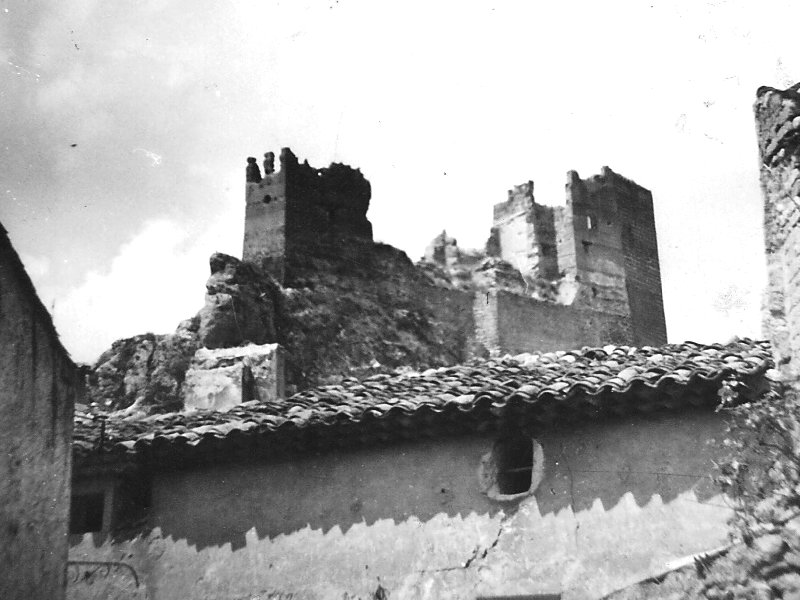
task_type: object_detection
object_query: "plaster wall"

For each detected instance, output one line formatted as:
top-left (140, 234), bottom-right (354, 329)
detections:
top-left (70, 409), bottom-right (734, 600)
top-left (0, 231), bottom-right (77, 600)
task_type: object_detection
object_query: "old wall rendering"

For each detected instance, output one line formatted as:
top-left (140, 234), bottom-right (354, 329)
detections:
top-left (755, 83), bottom-right (800, 378)
top-left (0, 223), bottom-right (77, 600)
top-left (69, 410), bottom-right (732, 600)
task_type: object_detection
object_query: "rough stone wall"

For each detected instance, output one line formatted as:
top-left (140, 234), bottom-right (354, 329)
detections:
top-left (243, 148), bottom-right (372, 283)
top-left (565, 168), bottom-right (667, 345)
top-left (492, 290), bottom-right (633, 355)
top-left (754, 83), bottom-right (800, 377)
top-left (0, 225), bottom-right (77, 600)
top-left (69, 409), bottom-right (733, 600)
top-left (473, 290), bottom-right (500, 356)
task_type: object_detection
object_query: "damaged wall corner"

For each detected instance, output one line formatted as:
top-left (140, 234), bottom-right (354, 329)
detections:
top-left (182, 343), bottom-right (285, 412)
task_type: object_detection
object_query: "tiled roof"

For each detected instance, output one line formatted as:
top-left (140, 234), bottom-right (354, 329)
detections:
top-left (72, 339), bottom-right (773, 468)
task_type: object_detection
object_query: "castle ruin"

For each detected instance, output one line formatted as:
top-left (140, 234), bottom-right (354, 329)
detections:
top-left (242, 148), bottom-right (667, 357)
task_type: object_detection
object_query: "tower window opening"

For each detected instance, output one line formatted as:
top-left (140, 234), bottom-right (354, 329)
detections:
top-left (586, 214), bottom-right (597, 230)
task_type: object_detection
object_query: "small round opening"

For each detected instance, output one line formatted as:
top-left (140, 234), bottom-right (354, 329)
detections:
top-left (263, 194), bottom-right (272, 204)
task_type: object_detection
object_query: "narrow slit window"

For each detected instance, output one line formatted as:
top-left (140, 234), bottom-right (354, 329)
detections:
top-left (586, 214), bottom-right (597, 230)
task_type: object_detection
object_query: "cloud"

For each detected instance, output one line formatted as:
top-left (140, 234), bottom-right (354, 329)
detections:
top-left (53, 216), bottom-right (240, 363)
top-left (19, 253), bottom-right (50, 280)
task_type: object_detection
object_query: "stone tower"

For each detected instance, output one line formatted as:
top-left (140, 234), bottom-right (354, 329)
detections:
top-left (487, 167), bottom-right (667, 347)
top-left (243, 147), bottom-right (373, 282)
top-left (563, 167), bottom-right (667, 346)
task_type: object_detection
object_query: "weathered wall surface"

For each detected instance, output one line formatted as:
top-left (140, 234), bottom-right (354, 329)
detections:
top-left (565, 168), bottom-right (667, 345)
top-left (755, 83), bottom-right (800, 377)
top-left (70, 409), bottom-right (733, 600)
top-left (614, 173), bottom-right (668, 346)
top-left (477, 290), bottom-right (633, 356)
top-left (0, 226), bottom-right (77, 600)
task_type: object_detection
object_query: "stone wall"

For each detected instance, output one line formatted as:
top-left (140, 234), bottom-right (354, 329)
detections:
top-left (486, 290), bottom-right (633, 355)
top-left (69, 409), bottom-right (733, 600)
top-left (0, 224), bottom-right (77, 600)
top-left (754, 83), bottom-right (800, 377)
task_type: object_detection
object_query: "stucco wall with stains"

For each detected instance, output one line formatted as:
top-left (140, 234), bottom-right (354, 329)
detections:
top-left (69, 408), bottom-right (733, 600)
top-left (1, 226), bottom-right (77, 600)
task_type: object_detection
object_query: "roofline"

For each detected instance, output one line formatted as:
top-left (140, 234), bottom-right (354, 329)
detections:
top-left (0, 221), bottom-right (75, 368)
top-left (72, 358), bottom-right (772, 474)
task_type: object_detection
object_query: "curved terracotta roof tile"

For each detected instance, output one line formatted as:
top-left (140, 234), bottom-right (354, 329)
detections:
top-left (72, 339), bottom-right (774, 464)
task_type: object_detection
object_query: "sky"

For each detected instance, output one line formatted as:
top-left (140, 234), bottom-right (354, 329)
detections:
top-left (2, 0), bottom-right (799, 363)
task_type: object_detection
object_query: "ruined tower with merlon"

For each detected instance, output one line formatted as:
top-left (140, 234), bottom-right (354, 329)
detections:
top-left (243, 147), bottom-right (373, 283)
top-left (466, 166), bottom-right (667, 351)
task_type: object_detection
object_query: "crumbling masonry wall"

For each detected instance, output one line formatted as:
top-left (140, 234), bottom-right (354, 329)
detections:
top-left (755, 83), bottom-right (800, 377)
top-left (493, 290), bottom-right (633, 354)
top-left (488, 180), bottom-right (559, 280)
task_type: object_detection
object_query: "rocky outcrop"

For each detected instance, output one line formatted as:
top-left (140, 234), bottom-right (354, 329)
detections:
top-left (88, 239), bottom-right (474, 413)
top-left (281, 238), bottom-right (470, 385)
top-left (197, 252), bottom-right (279, 349)
top-left (88, 252), bottom-right (281, 413)
top-left (87, 318), bottom-right (199, 413)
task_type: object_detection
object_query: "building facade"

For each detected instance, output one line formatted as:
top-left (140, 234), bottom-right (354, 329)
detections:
top-left (68, 339), bottom-right (771, 600)
top-left (0, 223), bottom-right (78, 600)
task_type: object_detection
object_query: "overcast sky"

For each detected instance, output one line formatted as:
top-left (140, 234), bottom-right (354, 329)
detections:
top-left (2, 1), bottom-right (798, 363)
